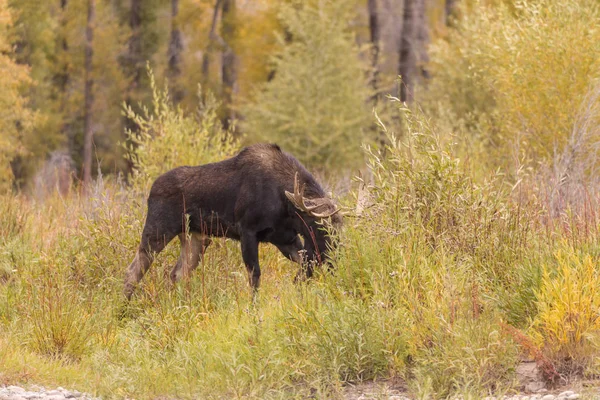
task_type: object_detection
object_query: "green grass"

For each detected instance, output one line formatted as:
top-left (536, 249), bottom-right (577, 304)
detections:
top-left (3, 92), bottom-right (600, 399)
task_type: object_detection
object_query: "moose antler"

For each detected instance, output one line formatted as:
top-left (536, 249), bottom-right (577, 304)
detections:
top-left (285, 172), bottom-right (340, 218)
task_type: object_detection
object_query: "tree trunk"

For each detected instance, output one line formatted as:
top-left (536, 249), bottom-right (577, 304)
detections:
top-left (368, 0), bottom-right (380, 101)
top-left (201, 0), bottom-right (222, 82)
top-left (122, 0), bottom-right (143, 180)
top-left (167, 0), bottom-right (183, 103)
top-left (56, 0), bottom-right (73, 152)
top-left (398, 0), bottom-right (416, 103)
top-left (398, 0), bottom-right (428, 103)
top-left (445, 0), bottom-right (456, 25)
top-left (417, 0), bottom-right (430, 80)
top-left (221, 0), bottom-right (236, 130)
top-left (56, 0), bottom-right (69, 94)
top-left (128, 0), bottom-right (142, 93)
top-left (82, 0), bottom-right (95, 187)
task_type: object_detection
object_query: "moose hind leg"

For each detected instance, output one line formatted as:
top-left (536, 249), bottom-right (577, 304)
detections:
top-left (170, 233), bottom-right (212, 283)
top-left (124, 227), bottom-right (177, 300)
top-left (124, 248), bottom-right (153, 300)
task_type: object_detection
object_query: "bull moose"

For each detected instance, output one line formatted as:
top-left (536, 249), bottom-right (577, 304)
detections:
top-left (124, 143), bottom-right (342, 299)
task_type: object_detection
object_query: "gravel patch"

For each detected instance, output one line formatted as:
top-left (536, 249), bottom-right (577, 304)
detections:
top-left (345, 383), bottom-right (589, 400)
top-left (482, 391), bottom-right (583, 400)
top-left (1, 384), bottom-right (592, 400)
top-left (343, 379), bottom-right (589, 400)
top-left (0, 386), bottom-right (98, 400)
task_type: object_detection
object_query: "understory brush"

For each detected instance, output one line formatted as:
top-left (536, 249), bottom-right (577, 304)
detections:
top-left (530, 249), bottom-right (600, 379)
top-left (2, 95), bottom-right (600, 398)
top-left (423, 0), bottom-right (600, 172)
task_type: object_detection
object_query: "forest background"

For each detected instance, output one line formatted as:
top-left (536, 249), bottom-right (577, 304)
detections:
top-left (2, 0), bottom-right (600, 398)
top-left (0, 0), bottom-right (488, 190)
top-left (2, 0), bottom-right (599, 190)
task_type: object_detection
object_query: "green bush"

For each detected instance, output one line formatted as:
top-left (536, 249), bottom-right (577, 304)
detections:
top-left (123, 67), bottom-right (238, 192)
top-left (412, 315), bottom-right (519, 398)
top-left (23, 276), bottom-right (96, 361)
top-left (423, 0), bottom-right (600, 169)
top-left (0, 0), bottom-right (39, 192)
top-left (326, 104), bottom-right (532, 396)
top-left (2, 95), bottom-right (600, 398)
top-left (240, 0), bottom-right (373, 172)
top-left (530, 248), bottom-right (600, 377)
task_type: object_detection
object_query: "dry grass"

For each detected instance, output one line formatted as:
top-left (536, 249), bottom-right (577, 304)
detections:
top-left (2, 70), bottom-right (600, 399)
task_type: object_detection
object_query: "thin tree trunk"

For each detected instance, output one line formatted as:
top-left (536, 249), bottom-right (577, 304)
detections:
top-left (168, 0), bottom-right (183, 103)
top-left (445, 0), bottom-right (456, 25)
top-left (56, 0), bottom-right (72, 151)
top-left (221, 0), bottom-right (236, 130)
top-left (398, 0), bottom-right (416, 103)
top-left (368, 0), bottom-right (380, 101)
top-left (82, 0), bottom-right (95, 187)
top-left (417, 0), bottom-right (430, 80)
top-left (122, 0), bottom-right (142, 179)
top-left (398, 0), bottom-right (429, 103)
top-left (128, 0), bottom-right (142, 92)
top-left (202, 0), bottom-right (222, 81)
top-left (56, 0), bottom-right (69, 94)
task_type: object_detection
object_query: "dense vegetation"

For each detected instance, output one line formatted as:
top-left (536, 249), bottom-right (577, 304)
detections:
top-left (2, 0), bottom-right (600, 398)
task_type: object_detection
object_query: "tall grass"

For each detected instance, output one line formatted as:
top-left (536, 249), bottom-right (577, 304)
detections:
top-left (2, 92), bottom-right (600, 399)
top-left (423, 0), bottom-right (600, 172)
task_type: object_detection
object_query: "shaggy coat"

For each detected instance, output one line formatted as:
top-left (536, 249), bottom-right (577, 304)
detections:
top-left (124, 143), bottom-right (341, 299)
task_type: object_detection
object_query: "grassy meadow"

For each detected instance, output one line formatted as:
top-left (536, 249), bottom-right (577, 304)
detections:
top-left (2, 95), bottom-right (600, 399)
top-left (2, 0), bottom-right (600, 397)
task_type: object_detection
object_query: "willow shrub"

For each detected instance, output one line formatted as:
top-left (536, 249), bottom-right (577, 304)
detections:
top-left (0, 72), bottom-right (242, 367)
top-left (530, 249), bottom-right (600, 378)
top-left (123, 67), bottom-right (238, 193)
top-left (0, 0), bottom-right (39, 192)
top-left (423, 0), bottom-right (600, 169)
top-left (327, 104), bottom-right (535, 396)
top-left (3, 92), bottom-right (600, 398)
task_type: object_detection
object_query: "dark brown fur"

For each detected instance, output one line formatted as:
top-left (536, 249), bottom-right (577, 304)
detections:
top-left (124, 143), bottom-right (341, 299)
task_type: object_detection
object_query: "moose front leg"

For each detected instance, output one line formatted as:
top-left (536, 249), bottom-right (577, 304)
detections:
top-left (241, 232), bottom-right (261, 290)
